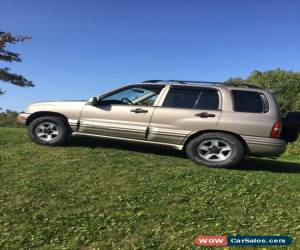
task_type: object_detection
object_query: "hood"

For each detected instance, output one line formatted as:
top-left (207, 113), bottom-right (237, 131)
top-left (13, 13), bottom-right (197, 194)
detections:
top-left (25, 100), bottom-right (87, 114)
top-left (30, 100), bottom-right (87, 105)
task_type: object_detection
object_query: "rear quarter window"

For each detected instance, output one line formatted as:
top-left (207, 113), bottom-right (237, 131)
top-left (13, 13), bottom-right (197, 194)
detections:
top-left (232, 90), bottom-right (269, 113)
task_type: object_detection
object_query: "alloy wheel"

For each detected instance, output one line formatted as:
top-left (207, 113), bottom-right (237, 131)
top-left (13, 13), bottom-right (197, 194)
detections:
top-left (197, 139), bottom-right (232, 162)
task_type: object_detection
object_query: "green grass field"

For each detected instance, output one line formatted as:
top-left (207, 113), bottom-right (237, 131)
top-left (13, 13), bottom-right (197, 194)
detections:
top-left (0, 127), bottom-right (299, 249)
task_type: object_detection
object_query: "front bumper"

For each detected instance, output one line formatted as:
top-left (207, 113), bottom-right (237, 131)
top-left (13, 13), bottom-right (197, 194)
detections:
top-left (242, 135), bottom-right (287, 157)
top-left (17, 113), bottom-right (30, 125)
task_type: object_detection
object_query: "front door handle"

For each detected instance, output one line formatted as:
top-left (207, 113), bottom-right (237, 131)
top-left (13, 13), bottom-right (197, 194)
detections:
top-left (195, 112), bottom-right (216, 118)
top-left (130, 108), bottom-right (148, 113)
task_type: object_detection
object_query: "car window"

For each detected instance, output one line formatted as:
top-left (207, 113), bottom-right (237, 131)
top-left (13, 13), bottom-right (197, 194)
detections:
top-left (195, 90), bottom-right (219, 110)
top-left (162, 87), bottom-right (219, 110)
top-left (102, 86), bottom-right (164, 106)
top-left (232, 90), bottom-right (268, 113)
top-left (138, 94), bottom-right (159, 106)
top-left (163, 88), bottom-right (200, 109)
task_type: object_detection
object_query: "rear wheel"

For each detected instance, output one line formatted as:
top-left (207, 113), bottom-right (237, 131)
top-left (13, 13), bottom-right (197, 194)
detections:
top-left (186, 132), bottom-right (245, 168)
top-left (28, 116), bottom-right (70, 146)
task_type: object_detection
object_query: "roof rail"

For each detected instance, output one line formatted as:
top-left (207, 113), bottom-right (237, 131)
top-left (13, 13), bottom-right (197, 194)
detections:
top-left (142, 80), bottom-right (163, 83)
top-left (141, 80), bottom-right (262, 89)
top-left (167, 80), bottom-right (223, 85)
top-left (224, 83), bottom-right (262, 89)
top-left (142, 79), bottom-right (223, 84)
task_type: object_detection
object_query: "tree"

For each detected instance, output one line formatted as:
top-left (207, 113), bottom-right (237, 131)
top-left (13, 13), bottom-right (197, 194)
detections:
top-left (0, 109), bottom-right (21, 127)
top-left (0, 31), bottom-right (34, 95)
top-left (226, 69), bottom-right (300, 115)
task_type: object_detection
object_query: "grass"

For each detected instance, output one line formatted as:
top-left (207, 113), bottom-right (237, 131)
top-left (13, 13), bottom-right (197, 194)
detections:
top-left (0, 127), bottom-right (299, 250)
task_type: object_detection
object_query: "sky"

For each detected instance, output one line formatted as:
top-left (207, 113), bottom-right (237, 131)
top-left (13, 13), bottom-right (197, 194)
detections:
top-left (1, 0), bottom-right (300, 111)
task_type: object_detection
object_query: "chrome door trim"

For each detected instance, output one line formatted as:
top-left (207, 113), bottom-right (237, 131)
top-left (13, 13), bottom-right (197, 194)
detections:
top-left (149, 127), bottom-right (190, 137)
top-left (72, 132), bottom-right (183, 150)
top-left (80, 121), bottom-right (146, 133)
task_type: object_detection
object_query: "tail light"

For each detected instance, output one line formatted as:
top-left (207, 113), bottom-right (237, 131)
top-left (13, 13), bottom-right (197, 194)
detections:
top-left (270, 121), bottom-right (282, 139)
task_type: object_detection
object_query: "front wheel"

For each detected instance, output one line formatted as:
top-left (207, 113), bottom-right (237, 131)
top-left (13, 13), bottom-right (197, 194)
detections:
top-left (186, 132), bottom-right (245, 168)
top-left (28, 116), bottom-right (70, 146)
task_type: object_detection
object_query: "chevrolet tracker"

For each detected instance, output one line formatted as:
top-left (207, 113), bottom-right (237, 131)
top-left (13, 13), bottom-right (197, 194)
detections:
top-left (18, 80), bottom-right (300, 167)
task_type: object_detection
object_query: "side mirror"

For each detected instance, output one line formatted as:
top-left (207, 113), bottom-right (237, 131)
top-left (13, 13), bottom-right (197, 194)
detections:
top-left (87, 97), bottom-right (98, 106)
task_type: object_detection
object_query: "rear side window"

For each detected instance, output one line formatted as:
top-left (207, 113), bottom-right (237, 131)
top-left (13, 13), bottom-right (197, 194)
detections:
top-left (232, 90), bottom-right (269, 113)
top-left (162, 87), bottom-right (219, 110)
top-left (195, 90), bottom-right (219, 110)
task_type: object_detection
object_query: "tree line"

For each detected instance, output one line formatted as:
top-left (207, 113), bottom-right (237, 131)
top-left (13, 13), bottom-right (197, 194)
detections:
top-left (226, 69), bottom-right (300, 115)
top-left (0, 31), bottom-right (299, 127)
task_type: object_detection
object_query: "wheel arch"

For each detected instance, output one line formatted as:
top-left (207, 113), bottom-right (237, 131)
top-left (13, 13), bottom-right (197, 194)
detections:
top-left (183, 129), bottom-right (249, 153)
top-left (25, 111), bottom-right (69, 126)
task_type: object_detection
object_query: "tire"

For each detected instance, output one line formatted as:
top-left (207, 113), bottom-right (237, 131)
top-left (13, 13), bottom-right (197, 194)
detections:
top-left (281, 111), bottom-right (300, 142)
top-left (28, 116), bottom-right (70, 146)
top-left (186, 132), bottom-right (245, 168)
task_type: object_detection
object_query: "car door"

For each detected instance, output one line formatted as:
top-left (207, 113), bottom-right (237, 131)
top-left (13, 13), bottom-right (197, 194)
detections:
top-left (79, 84), bottom-right (165, 140)
top-left (147, 85), bottom-right (222, 145)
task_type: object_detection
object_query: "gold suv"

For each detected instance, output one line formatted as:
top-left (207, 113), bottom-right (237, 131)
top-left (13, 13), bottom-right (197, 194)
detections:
top-left (18, 80), bottom-right (299, 167)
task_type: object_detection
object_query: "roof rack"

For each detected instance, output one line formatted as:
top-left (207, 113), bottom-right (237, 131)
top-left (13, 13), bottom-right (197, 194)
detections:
top-left (224, 83), bottom-right (262, 89)
top-left (142, 80), bottom-right (223, 85)
top-left (168, 80), bottom-right (223, 85)
top-left (142, 80), bottom-right (163, 83)
top-left (142, 80), bottom-right (262, 89)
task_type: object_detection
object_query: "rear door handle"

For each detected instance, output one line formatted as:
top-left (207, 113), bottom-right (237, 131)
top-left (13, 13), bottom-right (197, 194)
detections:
top-left (130, 108), bottom-right (148, 113)
top-left (195, 112), bottom-right (216, 118)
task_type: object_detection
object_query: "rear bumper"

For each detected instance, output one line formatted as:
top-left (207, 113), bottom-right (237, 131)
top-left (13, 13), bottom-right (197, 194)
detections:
top-left (242, 135), bottom-right (287, 157)
top-left (17, 113), bottom-right (30, 125)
